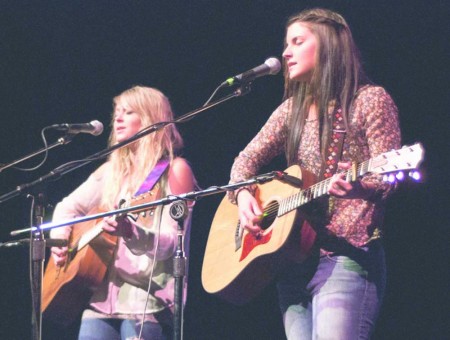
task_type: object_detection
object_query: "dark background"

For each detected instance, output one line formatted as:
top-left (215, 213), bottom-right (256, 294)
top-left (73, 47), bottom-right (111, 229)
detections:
top-left (0, 1), bottom-right (448, 339)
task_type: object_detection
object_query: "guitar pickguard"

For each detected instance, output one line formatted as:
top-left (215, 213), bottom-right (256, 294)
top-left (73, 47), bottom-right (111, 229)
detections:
top-left (240, 230), bottom-right (273, 262)
top-left (235, 199), bottom-right (279, 258)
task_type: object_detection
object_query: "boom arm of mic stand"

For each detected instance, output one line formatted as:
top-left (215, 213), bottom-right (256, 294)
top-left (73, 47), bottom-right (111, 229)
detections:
top-left (173, 83), bottom-right (252, 124)
top-left (0, 85), bottom-right (252, 206)
top-left (3, 83), bottom-right (254, 340)
top-left (10, 170), bottom-right (277, 237)
top-left (0, 135), bottom-right (75, 174)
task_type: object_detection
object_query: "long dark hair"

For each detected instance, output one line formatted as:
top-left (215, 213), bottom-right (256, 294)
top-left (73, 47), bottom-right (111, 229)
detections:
top-left (284, 8), bottom-right (369, 165)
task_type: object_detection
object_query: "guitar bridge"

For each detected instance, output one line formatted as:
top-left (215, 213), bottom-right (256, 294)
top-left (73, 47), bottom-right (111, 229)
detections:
top-left (234, 222), bottom-right (243, 251)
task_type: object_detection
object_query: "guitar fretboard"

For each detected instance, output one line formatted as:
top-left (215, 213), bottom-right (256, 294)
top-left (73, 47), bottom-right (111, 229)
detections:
top-left (75, 225), bottom-right (103, 251)
top-left (277, 159), bottom-right (372, 216)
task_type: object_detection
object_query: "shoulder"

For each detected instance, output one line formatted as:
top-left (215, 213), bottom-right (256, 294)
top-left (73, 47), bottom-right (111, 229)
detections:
top-left (263, 97), bottom-right (292, 126)
top-left (167, 157), bottom-right (196, 195)
top-left (354, 85), bottom-right (396, 104)
top-left (169, 157), bottom-right (193, 175)
top-left (352, 85), bottom-right (398, 113)
top-left (90, 162), bottom-right (110, 181)
top-left (276, 97), bottom-right (293, 116)
top-left (279, 97), bottom-right (293, 110)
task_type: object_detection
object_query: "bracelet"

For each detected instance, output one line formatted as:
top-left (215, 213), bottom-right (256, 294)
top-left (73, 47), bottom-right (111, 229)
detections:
top-left (233, 187), bottom-right (252, 204)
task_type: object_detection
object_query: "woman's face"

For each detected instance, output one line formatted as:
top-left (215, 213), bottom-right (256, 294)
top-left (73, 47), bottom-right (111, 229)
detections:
top-left (282, 22), bottom-right (318, 82)
top-left (113, 101), bottom-right (142, 143)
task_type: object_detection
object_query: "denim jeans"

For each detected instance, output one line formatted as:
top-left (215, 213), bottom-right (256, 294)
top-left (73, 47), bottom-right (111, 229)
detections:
top-left (277, 241), bottom-right (386, 340)
top-left (77, 317), bottom-right (172, 340)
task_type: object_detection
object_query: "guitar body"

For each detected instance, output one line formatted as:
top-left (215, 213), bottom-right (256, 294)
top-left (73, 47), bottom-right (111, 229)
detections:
top-left (42, 212), bottom-right (117, 326)
top-left (41, 184), bottom-right (162, 325)
top-left (201, 165), bottom-right (317, 305)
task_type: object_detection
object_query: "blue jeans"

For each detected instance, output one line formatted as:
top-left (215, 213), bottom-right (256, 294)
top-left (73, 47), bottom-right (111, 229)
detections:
top-left (277, 241), bottom-right (386, 340)
top-left (78, 317), bottom-right (172, 340)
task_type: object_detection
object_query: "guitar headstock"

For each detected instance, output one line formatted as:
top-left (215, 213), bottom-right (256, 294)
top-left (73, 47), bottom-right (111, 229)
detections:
top-left (368, 143), bottom-right (425, 180)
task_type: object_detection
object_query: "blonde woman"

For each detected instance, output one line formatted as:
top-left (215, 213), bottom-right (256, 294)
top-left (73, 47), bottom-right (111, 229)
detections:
top-left (50, 86), bottom-right (195, 339)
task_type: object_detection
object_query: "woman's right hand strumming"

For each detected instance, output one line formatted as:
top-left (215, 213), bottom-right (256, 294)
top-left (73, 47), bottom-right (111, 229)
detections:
top-left (51, 246), bottom-right (68, 267)
top-left (236, 189), bottom-right (264, 235)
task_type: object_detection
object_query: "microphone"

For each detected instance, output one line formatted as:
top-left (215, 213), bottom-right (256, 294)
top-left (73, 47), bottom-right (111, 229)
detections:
top-left (272, 171), bottom-right (303, 188)
top-left (221, 57), bottom-right (281, 86)
top-left (51, 120), bottom-right (104, 136)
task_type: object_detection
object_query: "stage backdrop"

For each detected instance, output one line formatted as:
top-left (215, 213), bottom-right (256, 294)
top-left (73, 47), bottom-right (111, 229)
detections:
top-left (0, 1), bottom-right (448, 339)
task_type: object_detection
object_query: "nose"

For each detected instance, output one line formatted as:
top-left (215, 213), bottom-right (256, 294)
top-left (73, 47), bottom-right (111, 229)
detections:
top-left (114, 111), bottom-right (124, 122)
top-left (282, 45), bottom-right (291, 59)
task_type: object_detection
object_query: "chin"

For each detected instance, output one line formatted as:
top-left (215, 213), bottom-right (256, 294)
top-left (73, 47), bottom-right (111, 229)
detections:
top-left (289, 73), bottom-right (306, 82)
top-left (115, 135), bottom-right (126, 143)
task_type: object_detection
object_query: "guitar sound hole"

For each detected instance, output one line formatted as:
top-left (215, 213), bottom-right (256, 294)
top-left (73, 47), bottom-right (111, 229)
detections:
top-left (260, 201), bottom-right (278, 230)
top-left (68, 248), bottom-right (77, 262)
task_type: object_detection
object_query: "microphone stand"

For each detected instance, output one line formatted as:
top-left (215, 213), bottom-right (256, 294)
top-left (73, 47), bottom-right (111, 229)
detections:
top-left (0, 133), bottom-right (76, 340)
top-left (11, 172), bottom-right (277, 236)
top-left (11, 171), bottom-right (279, 340)
top-left (0, 84), bottom-right (252, 205)
top-left (169, 201), bottom-right (189, 340)
top-left (0, 135), bottom-right (74, 174)
top-left (30, 192), bottom-right (46, 340)
top-left (1, 83), bottom-right (253, 340)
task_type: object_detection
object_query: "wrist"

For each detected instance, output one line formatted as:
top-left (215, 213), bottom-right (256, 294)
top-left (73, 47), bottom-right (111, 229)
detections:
top-left (235, 187), bottom-right (251, 204)
top-left (358, 180), bottom-right (376, 200)
top-left (121, 216), bottom-right (135, 239)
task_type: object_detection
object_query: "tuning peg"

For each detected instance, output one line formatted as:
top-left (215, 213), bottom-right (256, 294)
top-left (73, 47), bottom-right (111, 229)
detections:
top-left (395, 171), bottom-right (405, 181)
top-left (409, 170), bottom-right (422, 182)
top-left (383, 173), bottom-right (397, 183)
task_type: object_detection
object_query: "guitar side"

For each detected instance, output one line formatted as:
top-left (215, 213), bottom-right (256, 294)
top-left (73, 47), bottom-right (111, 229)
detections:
top-left (201, 165), bottom-right (316, 305)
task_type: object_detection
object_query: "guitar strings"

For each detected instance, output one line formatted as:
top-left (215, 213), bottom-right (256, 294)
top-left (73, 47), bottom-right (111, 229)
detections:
top-left (258, 161), bottom-right (369, 220)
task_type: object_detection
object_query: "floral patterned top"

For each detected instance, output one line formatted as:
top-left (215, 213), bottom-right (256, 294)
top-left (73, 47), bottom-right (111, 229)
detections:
top-left (229, 85), bottom-right (401, 248)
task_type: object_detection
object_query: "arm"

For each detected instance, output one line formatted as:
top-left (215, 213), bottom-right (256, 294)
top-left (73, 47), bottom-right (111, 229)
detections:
top-left (229, 99), bottom-right (291, 234)
top-left (328, 86), bottom-right (401, 199)
top-left (106, 158), bottom-right (196, 259)
top-left (51, 164), bottom-right (106, 236)
top-left (228, 99), bottom-right (291, 202)
top-left (50, 164), bottom-right (106, 265)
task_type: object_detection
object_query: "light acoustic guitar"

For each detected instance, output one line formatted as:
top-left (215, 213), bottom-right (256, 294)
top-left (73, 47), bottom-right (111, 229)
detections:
top-left (42, 186), bottom-right (161, 326)
top-left (202, 143), bottom-right (424, 305)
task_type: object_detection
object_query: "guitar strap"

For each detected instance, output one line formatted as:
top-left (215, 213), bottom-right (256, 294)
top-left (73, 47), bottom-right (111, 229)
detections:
top-left (320, 107), bottom-right (346, 180)
top-left (134, 158), bottom-right (170, 196)
top-left (316, 107), bottom-right (347, 220)
top-left (321, 85), bottom-right (372, 179)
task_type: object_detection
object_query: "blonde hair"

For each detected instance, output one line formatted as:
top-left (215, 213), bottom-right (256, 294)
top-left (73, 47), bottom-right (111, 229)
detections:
top-left (101, 86), bottom-right (183, 209)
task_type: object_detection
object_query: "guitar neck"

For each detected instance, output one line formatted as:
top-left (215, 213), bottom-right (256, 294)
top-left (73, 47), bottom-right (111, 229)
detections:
top-left (277, 159), bottom-right (372, 216)
top-left (74, 225), bottom-right (103, 251)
